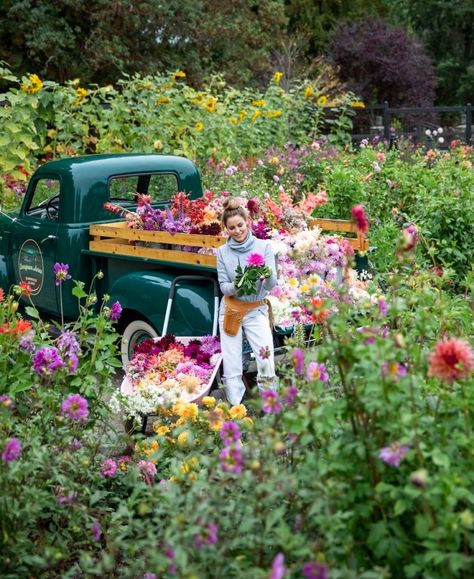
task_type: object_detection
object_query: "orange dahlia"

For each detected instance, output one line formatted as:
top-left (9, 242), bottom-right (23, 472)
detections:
top-left (428, 338), bottom-right (474, 382)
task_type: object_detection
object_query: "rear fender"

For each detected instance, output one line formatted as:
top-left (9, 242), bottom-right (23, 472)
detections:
top-left (109, 270), bottom-right (217, 336)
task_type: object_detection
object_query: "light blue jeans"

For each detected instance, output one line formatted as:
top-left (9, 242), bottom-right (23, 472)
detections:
top-left (219, 306), bottom-right (276, 405)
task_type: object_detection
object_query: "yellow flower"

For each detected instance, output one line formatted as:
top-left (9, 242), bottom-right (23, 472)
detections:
top-left (216, 402), bottom-right (230, 413)
top-left (177, 431), bottom-right (189, 447)
top-left (288, 277), bottom-right (299, 288)
top-left (252, 99), bottom-right (265, 107)
top-left (178, 375), bottom-right (202, 393)
top-left (47, 129), bottom-right (57, 139)
top-left (153, 423), bottom-right (170, 436)
top-left (172, 401), bottom-right (186, 416)
top-left (304, 86), bottom-right (314, 99)
top-left (227, 117), bottom-right (238, 124)
top-left (157, 97), bottom-right (170, 105)
top-left (300, 284), bottom-right (310, 293)
top-left (76, 87), bottom-right (88, 100)
top-left (172, 70), bottom-right (186, 80)
top-left (269, 156), bottom-right (279, 165)
top-left (251, 111), bottom-right (261, 122)
top-left (273, 72), bottom-right (283, 84)
top-left (20, 73), bottom-right (43, 94)
top-left (207, 408), bottom-right (225, 431)
top-left (194, 122), bottom-right (204, 131)
top-left (229, 404), bottom-right (247, 419)
top-left (191, 92), bottom-right (204, 104)
top-left (43, 144), bottom-right (52, 153)
top-left (202, 396), bottom-right (216, 408)
top-left (238, 110), bottom-right (247, 121)
top-left (265, 111), bottom-right (282, 119)
top-left (351, 100), bottom-right (365, 109)
top-left (153, 140), bottom-right (163, 150)
top-left (178, 403), bottom-right (199, 422)
top-left (308, 274), bottom-right (320, 285)
top-left (205, 97), bottom-right (217, 112)
top-left (317, 95), bottom-right (328, 106)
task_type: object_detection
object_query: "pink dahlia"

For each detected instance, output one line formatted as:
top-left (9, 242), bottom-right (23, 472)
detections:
top-left (246, 252), bottom-right (265, 267)
top-left (428, 338), bottom-right (474, 382)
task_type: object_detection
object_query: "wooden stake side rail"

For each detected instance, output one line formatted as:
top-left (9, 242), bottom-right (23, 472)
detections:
top-left (309, 218), bottom-right (369, 252)
top-left (89, 218), bottom-right (368, 267)
top-left (89, 221), bottom-right (224, 268)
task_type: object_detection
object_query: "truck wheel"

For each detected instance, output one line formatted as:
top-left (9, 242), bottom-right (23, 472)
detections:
top-left (121, 319), bottom-right (158, 369)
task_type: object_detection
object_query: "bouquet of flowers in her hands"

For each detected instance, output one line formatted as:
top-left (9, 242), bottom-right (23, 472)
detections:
top-left (234, 253), bottom-right (272, 297)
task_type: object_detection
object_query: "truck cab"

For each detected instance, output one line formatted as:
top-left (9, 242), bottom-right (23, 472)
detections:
top-left (0, 154), bottom-right (218, 363)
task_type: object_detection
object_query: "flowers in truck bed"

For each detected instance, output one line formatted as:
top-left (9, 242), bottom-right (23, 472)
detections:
top-left (112, 335), bottom-right (222, 422)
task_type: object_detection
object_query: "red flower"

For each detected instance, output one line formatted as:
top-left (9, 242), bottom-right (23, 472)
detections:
top-left (351, 204), bottom-right (369, 234)
top-left (310, 297), bottom-right (329, 324)
top-left (428, 338), bottom-right (474, 382)
top-left (0, 288), bottom-right (4, 302)
top-left (19, 282), bottom-right (32, 297)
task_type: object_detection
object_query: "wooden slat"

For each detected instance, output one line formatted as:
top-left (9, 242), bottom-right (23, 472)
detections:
top-left (90, 221), bottom-right (226, 248)
top-left (309, 218), bottom-right (369, 252)
top-left (89, 239), bottom-right (218, 267)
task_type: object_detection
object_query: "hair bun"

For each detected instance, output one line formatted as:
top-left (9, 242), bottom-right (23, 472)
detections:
top-left (223, 197), bottom-right (242, 210)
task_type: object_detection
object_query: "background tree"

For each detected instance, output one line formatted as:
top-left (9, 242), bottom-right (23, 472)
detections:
top-left (327, 17), bottom-right (436, 107)
top-left (0, 0), bottom-right (287, 87)
top-left (385, 0), bottom-right (474, 104)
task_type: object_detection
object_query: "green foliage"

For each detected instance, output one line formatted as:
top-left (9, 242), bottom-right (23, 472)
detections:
top-left (2, 246), bottom-right (473, 577)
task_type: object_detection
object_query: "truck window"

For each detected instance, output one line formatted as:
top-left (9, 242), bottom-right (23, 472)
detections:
top-left (109, 174), bottom-right (178, 204)
top-left (25, 178), bottom-right (61, 219)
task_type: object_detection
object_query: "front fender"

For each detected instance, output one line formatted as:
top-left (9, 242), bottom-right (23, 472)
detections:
top-left (109, 270), bottom-right (217, 336)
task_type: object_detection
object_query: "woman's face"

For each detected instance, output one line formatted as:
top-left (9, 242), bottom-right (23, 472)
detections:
top-left (225, 214), bottom-right (249, 243)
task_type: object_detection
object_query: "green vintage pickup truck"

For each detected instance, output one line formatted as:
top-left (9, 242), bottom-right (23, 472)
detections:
top-left (0, 153), bottom-right (222, 365)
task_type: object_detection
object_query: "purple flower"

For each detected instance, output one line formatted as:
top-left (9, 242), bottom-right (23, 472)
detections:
top-left (19, 331), bottom-right (36, 353)
top-left (220, 421), bottom-right (241, 446)
top-left (259, 345), bottom-right (271, 359)
top-left (53, 262), bottom-right (72, 286)
top-left (108, 301), bottom-right (123, 321)
top-left (291, 348), bottom-right (305, 375)
top-left (261, 390), bottom-right (282, 414)
top-left (61, 394), bottom-right (89, 422)
top-left (91, 520), bottom-right (101, 542)
top-left (219, 445), bottom-right (243, 474)
top-left (143, 574), bottom-right (157, 579)
top-left (402, 224), bottom-right (419, 251)
top-left (194, 522), bottom-right (219, 547)
top-left (378, 297), bottom-right (388, 317)
top-left (270, 553), bottom-right (286, 579)
top-left (379, 441), bottom-right (410, 467)
top-left (302, 561), bottom-right (329, 579)
top-left (56, 330), bottom-right (81, 356)
top-left (32, 346), bottom-right (65, 379)
top-left (0, 394), bottom-right (14, 409)
top-left (247, 252), bottom-right (266, 267)
top-left (283, 386), bottom-right (298, 406)
top-left (138, 460), bottom-right (157, 485)
top-left (56, 492), bottom-right (78, 505)
top-left (66, 353), bottom-right (79, 374)
top-left (306, 362), bottom-right (328, 383)
top-left (101, 458), bottom-right (117, 478)
top-left (67, 438), bottom-right (82, 451)
top-left (2, 437), bottom-right (21, 463)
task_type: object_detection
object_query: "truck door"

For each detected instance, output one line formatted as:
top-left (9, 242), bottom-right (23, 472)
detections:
top-left (10, 175), bottom-right (60, 315)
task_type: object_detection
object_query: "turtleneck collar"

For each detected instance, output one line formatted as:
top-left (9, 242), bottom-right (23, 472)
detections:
top-left (227, 231), bottom-right (255, 253)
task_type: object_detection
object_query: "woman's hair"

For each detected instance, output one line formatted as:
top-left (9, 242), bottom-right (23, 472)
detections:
top-left (221, 197), bottom-right (248, 226)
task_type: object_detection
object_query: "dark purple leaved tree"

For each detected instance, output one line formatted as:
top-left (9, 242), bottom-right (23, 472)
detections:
top-left (328, 18), bottom-right (436, 106)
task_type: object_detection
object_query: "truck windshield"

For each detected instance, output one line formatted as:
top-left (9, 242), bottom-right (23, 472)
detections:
top-left (26, 178), bottom-right (61, 219)
top-left (109, 173), bottom-right (178, 204)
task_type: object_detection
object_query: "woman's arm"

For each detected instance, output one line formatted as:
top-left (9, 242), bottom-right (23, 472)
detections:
top-left (263, 243), bottom-right (278, 290)
top-left (217, 248), bottom-right (237, 296)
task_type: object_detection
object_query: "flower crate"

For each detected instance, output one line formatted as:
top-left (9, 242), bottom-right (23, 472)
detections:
top-left (117, 335), bottom-right (222, 427)
top-left (89, 220), bottom-right (226, 269)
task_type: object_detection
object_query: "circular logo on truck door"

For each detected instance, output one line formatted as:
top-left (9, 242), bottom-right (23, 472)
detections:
top-left (18, 240), bottom-right (44, 295)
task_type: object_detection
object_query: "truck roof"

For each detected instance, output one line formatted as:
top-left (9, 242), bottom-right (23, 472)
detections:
top-left (32, 153), bottom-right (203, 223)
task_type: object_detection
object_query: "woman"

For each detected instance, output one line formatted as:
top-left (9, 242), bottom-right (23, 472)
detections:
top-left (217, 198), bottom-right (278, 405)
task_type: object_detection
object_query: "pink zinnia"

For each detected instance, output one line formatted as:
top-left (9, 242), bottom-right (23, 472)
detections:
top-left (351, 204), bottom-right (369, 234)
top-left (61, 394), bottom-right (89, 422)
top-left (101, 458), bottom-right (117, 478)
top-left (428, 338), bottom-right (474, 382)
top-left (306, 362), bottom-right (328, 383)
top-left (246, 252), bottom-right (265, 267)
top-left (261, 390), bottom-right (282, 414)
